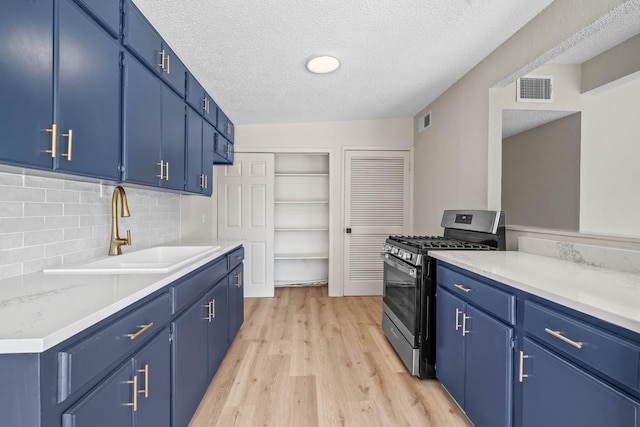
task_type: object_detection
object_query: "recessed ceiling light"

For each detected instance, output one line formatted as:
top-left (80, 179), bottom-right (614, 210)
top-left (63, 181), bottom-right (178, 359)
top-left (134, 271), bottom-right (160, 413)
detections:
top-left (306, 55), bottom-right (340, 74)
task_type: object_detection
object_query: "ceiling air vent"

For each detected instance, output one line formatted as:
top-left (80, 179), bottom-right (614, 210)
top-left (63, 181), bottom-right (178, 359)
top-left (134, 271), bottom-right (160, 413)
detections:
top-left (418, 111), bottom-right (431, 133)
top-left (516, 76), bottom-right (553, 103)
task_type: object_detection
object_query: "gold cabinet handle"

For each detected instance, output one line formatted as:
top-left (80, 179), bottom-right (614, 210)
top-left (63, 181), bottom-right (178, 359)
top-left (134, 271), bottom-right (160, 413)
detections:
top-left (126, 375), bottom-right (138, 411)
top-left (158, 49), bottom-right (166, 70)
top-left (455, 308), bottom-right (462, 331)
top-left (137, 364), bottom-right (149, 398)
top-left (45, 124), bottom-right (57, 158)
top-left (454, 284), bottom-right (472, 293)
top-left (518, 351), bottom-right (529, 382)
top-left (544, 328), bottom-right (583, 349)
top-left (127, 322), bottom-right (154, 340)
top-left (61, 129), bottom-right (73, 160)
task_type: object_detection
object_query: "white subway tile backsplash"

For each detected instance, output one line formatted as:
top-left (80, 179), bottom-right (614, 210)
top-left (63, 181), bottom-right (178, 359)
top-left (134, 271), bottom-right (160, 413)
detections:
top-left (0, 171), bottom-right (182, 280)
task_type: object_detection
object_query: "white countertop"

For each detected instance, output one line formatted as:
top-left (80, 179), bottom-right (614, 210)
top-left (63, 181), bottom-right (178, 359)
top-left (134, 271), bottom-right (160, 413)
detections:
top-left (429, 250), bottom-right (640, 335)
top-left (0, 240), bottom-right (242, 354)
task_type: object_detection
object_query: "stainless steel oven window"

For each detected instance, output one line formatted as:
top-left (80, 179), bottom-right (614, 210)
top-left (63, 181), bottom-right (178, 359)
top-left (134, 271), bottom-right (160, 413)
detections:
top-left (382, 256), bottom-right (420, 337)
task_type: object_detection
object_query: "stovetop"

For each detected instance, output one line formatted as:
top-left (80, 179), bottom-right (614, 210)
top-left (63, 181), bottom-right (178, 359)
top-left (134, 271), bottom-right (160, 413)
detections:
top-left (387, 235), bottom-right (497, 252)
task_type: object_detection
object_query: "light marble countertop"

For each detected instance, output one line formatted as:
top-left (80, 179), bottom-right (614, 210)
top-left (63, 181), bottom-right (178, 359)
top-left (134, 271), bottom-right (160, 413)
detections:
top-left (0, 239), bottom-right (242, 354)
top-left (429, 250), bottom-right (640, 335)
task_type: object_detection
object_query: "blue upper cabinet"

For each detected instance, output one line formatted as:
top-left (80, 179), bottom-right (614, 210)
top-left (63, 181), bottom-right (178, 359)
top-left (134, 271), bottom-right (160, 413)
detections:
top-left (0, 1), bottom-right (55, 170)
top-left (213, 129), bottom-right (234, 165)
top-left (57, 0), bottom-right (121, 180)
top-left (122, 53), bottom-right (162, 187)
top-left (0, 0), bottom-right (120, 180)
top-left (186, 73), bottom-right (218, 126)
top-left (123, 0), bottom-right (186, 97)
top-left (71, 0), bottom-right (120, 37)
top-left (122, 53), bottom-right (185, 190)
top-left (217, 108), bottom-right (235, 143)
top-left (186, 108), bottom-right (214, 195)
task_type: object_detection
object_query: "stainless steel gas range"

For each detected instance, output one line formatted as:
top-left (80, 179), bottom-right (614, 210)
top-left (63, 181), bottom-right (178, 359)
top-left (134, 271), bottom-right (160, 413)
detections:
top-left (381, 210), bottom-right (506, 378)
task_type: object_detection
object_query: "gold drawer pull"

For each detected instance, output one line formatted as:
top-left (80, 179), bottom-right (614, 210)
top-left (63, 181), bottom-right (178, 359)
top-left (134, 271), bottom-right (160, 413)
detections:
top-left (128, 322), bottom-right (154, 340)
top-left (454, 284), bottom-right (472, 293)
top-left (137, 364), bottom-right (149, 398)
top-left (126, 375), bottom-right (138, 411)
top-left (544, 327), bottom-right (583, 349)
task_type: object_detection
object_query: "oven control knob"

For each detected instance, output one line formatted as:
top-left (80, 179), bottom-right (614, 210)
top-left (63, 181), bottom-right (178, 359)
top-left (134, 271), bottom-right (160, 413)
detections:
top-left (403, 252), bottom-right (412, 261)
top-left (391, 248), bottom-right (399, 255)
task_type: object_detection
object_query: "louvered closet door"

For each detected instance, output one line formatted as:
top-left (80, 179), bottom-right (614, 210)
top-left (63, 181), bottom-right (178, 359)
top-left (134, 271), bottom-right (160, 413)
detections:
top-left (344, 150), bottom-right (411, 295)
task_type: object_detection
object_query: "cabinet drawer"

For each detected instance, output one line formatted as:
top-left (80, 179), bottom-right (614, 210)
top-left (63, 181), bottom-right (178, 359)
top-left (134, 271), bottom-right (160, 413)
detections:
top-left (58, 293), bottom-right (171, 401)
top-left (228, 246), bottom-right (244, 270)
top-left (524, 300), bottom-right (640, 392)
top-left (437, 265), bottom-right (515, 324)
top-left (172, 256), bottom-right (227, 313)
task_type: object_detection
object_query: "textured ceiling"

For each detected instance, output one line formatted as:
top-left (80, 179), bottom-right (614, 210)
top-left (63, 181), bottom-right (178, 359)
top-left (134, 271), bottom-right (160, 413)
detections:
top-left (130, 0), bottom-right (554, 125)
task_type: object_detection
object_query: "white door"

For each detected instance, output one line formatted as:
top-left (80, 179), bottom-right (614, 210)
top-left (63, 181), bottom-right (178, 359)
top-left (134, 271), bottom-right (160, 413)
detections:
top-left (217, 153), bottom-right (275, 297)
top-left (343, 150), bottom-right (411, 295)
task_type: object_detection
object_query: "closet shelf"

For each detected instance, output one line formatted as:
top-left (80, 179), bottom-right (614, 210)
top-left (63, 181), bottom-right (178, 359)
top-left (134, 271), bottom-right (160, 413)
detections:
top-left (275, 253), bottom-right (329, 260)
top-left (274, 200), bottom-right (329, 204)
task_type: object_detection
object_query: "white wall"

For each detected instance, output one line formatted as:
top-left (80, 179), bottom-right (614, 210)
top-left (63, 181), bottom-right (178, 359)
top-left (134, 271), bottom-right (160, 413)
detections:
top-left (0, 169), bottom-right (181, 280)
top-left (580, 77), bottom-right (640, 237)
top-left (228, 118), bottom-right (414, 296)
top-left (413, 0), bottom-right (628, 235)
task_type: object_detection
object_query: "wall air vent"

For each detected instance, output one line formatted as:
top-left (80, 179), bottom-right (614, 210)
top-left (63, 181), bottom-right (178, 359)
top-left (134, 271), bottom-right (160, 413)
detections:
top-left (418, 111), bottom-right (431, 133)
top-left (516, 76), bottom-right (553, 103)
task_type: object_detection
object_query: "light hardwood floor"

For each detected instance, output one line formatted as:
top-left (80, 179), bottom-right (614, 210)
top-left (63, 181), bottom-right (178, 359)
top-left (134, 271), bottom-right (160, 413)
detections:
top-left (189, 286), bottom-right (471, 427)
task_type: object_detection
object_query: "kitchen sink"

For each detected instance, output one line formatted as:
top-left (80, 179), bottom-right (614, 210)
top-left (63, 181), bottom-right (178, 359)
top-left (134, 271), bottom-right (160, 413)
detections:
top-left (43, 246), bottom-right (221, 274)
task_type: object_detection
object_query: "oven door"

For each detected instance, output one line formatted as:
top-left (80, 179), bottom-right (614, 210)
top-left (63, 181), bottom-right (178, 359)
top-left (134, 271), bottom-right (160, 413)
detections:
top-left (381, 253), bottom-right (421, 346)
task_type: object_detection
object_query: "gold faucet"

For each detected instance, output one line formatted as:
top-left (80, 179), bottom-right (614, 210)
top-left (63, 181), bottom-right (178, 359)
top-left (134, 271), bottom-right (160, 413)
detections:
top-left (109, 186), bottom-right (132, 256)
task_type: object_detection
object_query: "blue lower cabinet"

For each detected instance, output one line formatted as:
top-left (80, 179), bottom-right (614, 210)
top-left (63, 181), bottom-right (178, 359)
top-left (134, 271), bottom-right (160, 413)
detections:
top-left (133, 330), bottom-right (171, 427)
top-left (207, 281), bottom-right (230, 380)
top-left (172, 294), bottom-right (210, 427)
top-left (521, 338), bottom-right (640, 427)
top-left (436, 282), bottom-right (514, 427)
top-left (435, 289), bottom-right (466, 406)
top-left (62, 362), bottom-right (134, 427)
top-left (229, 264), bottom-right (244, 342)
top-left (62, 328), bottom-right (171, 427)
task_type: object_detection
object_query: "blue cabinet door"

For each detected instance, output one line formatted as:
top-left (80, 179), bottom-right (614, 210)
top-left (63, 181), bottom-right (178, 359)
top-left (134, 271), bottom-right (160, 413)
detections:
top-left (201, 121), bottom-right (215, 196)
top-left (207, 281), bottom-right (229, 380)
top-left (134, 329), bottom-right (171, 427)
top-left (464, 305), bottom-right (513, 427)
top-left (122, 53), bottom-right (162, 186)
top-left (161, 43), bottom-right (187, 97)
top-left (185, 108), bottom-right (204, 193)
top-left (72, 0), bottom-right (120, 37)
top-left (228, 265), bottom-right (244, 342)
top-left (0, 0), bottom-right (54, 170)
top-left (217, 108), bottom-right (234, 143)
top-left (172, 294), bottom-right (210, 427)
top-left (213, 130), bottom-right (233, 165)
top-left (123, 0), bottom-right (162, 76)
top-left (57, 0), bottom-right (121, 180)
top-left (160, 88), bottom-right (186, 190)
top-left (62, 361), bottom-right (134, 427)
top-left (522, 338), bottom-right (640, 427)
top-left (186, 73), bottom-right (217, 125)
top-left (435, 288), bottom-right (466, 407)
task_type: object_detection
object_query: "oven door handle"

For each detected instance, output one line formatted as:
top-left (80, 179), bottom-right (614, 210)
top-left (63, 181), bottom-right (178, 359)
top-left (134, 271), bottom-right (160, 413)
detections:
top-left (381, 254), bottom-right (417, 278)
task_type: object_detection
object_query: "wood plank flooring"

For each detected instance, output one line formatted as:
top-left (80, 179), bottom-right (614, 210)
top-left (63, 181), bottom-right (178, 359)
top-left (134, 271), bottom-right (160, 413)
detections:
top-left (189, 286), bottom-right (471, 427)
